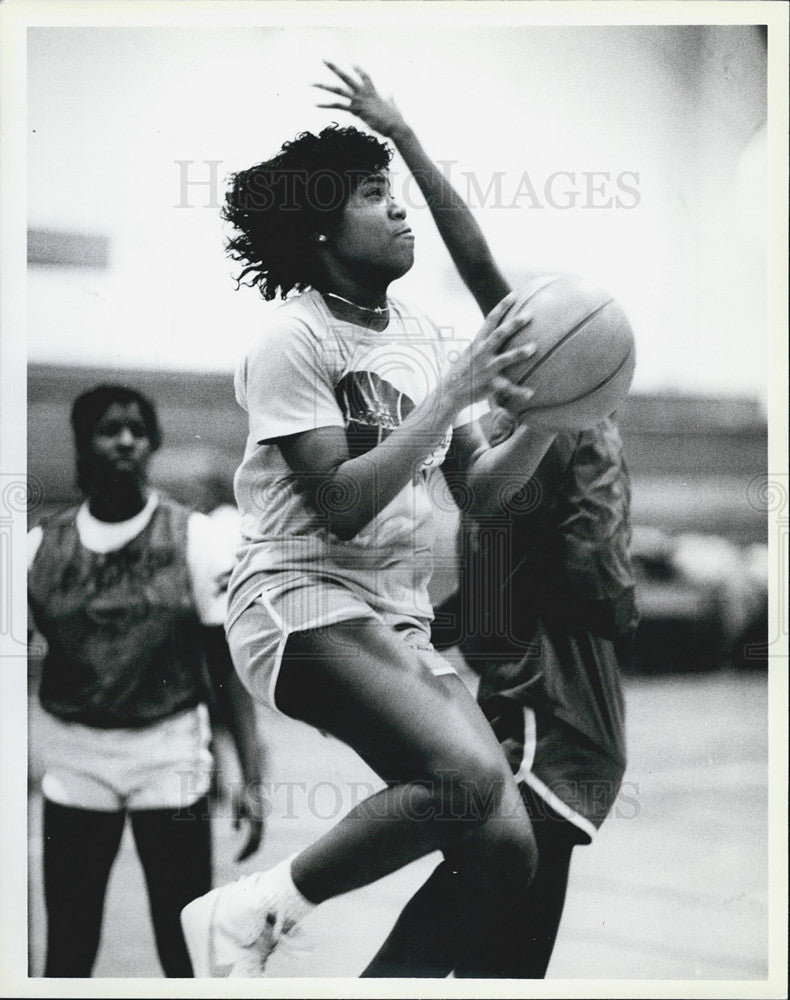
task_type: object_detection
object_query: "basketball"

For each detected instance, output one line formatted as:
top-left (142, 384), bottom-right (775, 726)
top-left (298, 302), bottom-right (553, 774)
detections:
top-left (497, 275), bottom-right (636, 430)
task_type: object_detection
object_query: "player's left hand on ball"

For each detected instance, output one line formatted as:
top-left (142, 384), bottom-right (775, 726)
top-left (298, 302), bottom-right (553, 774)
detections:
top-left (232, 782), bottom-right (265, 862)
top-left (489, 376), bottom-right (536, 417)
top-left (314, 62), bottom-right (405, 137)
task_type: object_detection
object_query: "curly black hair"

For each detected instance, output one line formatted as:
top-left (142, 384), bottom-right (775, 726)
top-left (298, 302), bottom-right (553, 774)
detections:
top-left (223, 125), bottom-right (393, 301)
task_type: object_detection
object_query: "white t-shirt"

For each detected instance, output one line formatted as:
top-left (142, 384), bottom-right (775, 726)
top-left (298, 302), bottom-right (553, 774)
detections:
top-left (28, 492), bottom-right (233, 626)
top-left (228, 288), bottom-right (484, 626)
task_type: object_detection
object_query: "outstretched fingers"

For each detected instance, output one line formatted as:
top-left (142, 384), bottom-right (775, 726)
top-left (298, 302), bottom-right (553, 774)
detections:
top-left (315, 64), bottom-right (403, 139)
top-left (353, 66), bottom-right (374, 87)
top-left (323, 59), bottom-right (358, 89)
top-left (313, 65), bottom-right (366, 114)
top-left (313, 82), bottom-right (352, 99)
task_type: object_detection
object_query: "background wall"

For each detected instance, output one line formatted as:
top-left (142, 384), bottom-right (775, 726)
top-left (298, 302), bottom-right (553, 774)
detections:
top-left (27, 24), bottom-right (768, 397)
top-left (28, 363), bottom-right (768, 546)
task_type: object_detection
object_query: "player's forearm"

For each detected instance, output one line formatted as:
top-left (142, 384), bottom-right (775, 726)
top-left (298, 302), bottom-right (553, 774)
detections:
top-left (202, 626), bottom-right (264, 782)
top-left (467, 424), bottom-right (556, 517)
top-left (326, 386), bottom-right (459, 540)
top-left (389, 123), bottom-right (511, 314)
top-left (225, 670), bottom-right (266, 783)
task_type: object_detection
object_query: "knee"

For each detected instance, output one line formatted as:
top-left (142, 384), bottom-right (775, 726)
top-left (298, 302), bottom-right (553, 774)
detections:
top-left (465, 815), bottom-right (540, 891)
top-left (429, 748), bottom-right (511, 828)
top-left (497, 820), bottom-right (540, 885)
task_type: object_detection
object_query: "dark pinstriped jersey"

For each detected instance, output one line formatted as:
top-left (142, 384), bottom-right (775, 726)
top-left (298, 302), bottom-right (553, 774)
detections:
top-left (28, 498), bottom-right (208, 728)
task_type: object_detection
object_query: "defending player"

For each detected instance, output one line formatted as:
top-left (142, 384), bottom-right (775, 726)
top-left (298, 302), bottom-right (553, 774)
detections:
top-left (28, 385), bottom-right (265, 977)
top-left (316, 63), bottom-right (638, 978)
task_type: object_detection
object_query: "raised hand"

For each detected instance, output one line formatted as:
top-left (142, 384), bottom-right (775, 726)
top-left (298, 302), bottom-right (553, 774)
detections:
top-left (314, 61), bottom-right (405, 137)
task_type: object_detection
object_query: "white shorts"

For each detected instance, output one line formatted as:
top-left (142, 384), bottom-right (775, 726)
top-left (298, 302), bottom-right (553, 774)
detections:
top-left (39, 704), bottom-right (213, 812)
top-left (227, 575), bottom-right (456, 713)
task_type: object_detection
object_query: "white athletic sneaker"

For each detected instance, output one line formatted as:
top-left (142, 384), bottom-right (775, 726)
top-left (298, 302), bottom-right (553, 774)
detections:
top-left (261, 915), bottom-right (318, 977)
top-left (181, 856), bottom-right (315, 978)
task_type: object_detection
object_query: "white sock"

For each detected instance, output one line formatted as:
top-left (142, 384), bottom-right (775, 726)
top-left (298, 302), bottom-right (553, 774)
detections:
top-left (271, 853), bottom-right (316, 930)
top-left (215, 854), bottom-right (315, 947)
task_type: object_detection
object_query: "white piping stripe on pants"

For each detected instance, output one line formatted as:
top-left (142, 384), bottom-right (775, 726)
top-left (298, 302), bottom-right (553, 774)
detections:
top-left (514, 706), bottom-right (597, 843)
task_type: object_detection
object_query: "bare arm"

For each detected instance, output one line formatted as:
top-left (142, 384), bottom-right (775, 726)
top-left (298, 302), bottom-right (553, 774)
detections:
top-left (202, 626), bottom-right (265, 862)
top-left (385, 123), bottom-right (510, 315)
top-left (316, 62), bottom-right (510, 315)
top-left (442, 419), bottom-right (555, 517)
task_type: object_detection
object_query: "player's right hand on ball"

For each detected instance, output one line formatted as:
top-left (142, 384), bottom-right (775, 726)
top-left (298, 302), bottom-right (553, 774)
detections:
top-left (443, 292), bottom-right (537, 412)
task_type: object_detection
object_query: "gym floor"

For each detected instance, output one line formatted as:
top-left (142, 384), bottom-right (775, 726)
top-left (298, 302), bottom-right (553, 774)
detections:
top-left (27, 660), bottom-right (770, 984)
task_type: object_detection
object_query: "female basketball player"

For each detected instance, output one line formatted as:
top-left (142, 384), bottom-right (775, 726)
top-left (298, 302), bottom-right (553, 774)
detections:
top-left (28, 385), bottom-right (265, 977)
top-left (179, 106), bottom-right (562, 975)
top-left (316, 62), bottom-right (638, 978)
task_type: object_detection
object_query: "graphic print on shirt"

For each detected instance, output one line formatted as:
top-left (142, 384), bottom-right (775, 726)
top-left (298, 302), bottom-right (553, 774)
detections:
top-left (335, 369), bottom-right (416, 458)
top-left (332, 339), bottom-right (452, 471)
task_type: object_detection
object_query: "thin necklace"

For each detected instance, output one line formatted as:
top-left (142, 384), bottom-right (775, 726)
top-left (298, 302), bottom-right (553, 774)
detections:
top-left (325, 291), bottom-right (389, 315)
